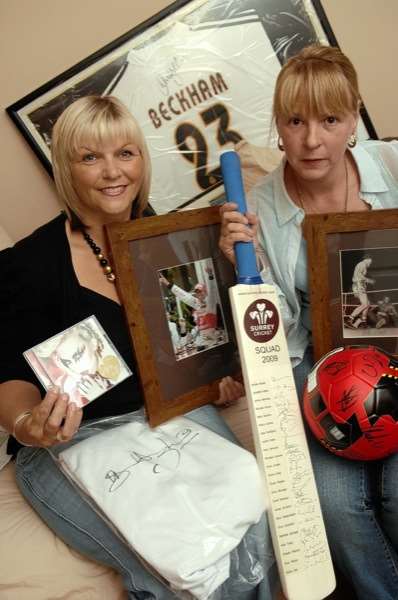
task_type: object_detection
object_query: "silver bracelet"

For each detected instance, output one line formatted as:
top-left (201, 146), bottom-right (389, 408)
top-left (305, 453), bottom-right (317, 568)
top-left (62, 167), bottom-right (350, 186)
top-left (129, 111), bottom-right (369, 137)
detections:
top-left (12, 411), bottom-right (33, 447)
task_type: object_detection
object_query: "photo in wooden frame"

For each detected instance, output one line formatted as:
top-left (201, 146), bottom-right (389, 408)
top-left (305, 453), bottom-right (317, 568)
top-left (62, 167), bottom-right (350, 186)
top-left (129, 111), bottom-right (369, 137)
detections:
top-left (106, 206), bottom-right (239, 425)
top-left (304, 208), bottom-right (398, 362)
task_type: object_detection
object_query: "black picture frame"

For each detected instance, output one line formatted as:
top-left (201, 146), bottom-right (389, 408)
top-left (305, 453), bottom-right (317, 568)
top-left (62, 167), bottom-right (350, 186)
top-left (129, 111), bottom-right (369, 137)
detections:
top-left (7, 0), bottom-right (377, 215)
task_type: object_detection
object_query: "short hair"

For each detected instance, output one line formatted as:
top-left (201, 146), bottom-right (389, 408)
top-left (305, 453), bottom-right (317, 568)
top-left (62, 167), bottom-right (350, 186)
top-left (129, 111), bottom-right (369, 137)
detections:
top-left (51, 95), bottom-right (151, 226)
top-left (273, 45), bottom-right (360, 122)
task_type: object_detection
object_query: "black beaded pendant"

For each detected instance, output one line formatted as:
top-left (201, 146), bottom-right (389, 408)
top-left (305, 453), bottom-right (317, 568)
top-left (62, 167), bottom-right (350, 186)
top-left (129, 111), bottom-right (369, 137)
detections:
top-left (82, 231), bottom-right (116, 282)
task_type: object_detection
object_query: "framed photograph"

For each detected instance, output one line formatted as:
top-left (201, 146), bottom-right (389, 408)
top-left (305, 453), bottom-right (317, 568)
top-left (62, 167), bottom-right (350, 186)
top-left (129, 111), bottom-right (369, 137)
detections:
top-left (7, 0), bottom-right (376, 215)
top-left (304, 209), bottom-right (398, 361)
top-left (106, 206), bottom-right (239, 426)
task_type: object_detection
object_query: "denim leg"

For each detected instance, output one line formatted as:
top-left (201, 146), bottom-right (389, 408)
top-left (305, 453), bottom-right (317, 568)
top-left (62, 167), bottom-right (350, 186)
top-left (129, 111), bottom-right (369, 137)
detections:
top-left (294, 347), bottom-right (398, 599)
top-left (15, 406), bottom-right (275, 600)
top-left (307, 433), bottom-right (398, 599)
top-left (16, 446), bottom-right (176, 600)
top-left (185, 404), bottom-right (239, 443)
top-left (380, 452), bottom-right (398, 552)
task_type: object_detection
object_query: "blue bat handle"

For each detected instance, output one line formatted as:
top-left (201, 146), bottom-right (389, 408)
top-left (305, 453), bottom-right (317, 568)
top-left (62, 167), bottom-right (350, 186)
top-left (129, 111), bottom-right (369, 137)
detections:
top-left (220, 150), bottom-right (262, 285)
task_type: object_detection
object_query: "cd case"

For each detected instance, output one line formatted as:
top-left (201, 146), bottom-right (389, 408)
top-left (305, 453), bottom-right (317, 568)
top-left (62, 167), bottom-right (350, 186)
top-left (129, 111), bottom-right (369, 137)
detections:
top-left (23, 315), bottom-right (132, 407)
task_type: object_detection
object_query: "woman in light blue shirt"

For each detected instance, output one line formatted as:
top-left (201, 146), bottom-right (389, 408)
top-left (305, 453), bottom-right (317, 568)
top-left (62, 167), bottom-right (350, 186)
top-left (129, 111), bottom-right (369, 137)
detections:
top-left (220, 45), bottom-right (398, 599)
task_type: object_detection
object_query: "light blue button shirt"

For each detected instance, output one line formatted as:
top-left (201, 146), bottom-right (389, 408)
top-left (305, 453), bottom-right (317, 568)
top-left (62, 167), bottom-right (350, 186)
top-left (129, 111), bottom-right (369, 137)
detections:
top-left (247, 140), bottom-right (398, 366)
top-left (295, 238), bottom-right (311, 333)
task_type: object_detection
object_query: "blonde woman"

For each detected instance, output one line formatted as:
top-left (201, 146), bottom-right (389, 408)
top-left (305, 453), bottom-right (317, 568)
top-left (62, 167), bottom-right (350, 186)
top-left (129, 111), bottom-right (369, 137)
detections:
top-left (0, 96), bottom-right (273, 599)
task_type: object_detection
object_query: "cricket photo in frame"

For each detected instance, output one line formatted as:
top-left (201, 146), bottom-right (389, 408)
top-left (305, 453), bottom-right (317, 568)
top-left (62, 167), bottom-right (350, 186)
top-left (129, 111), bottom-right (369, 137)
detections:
top-left (158, 256), bottom-right (229, 362)
top-left (106, 206), bottom-right (239, 426)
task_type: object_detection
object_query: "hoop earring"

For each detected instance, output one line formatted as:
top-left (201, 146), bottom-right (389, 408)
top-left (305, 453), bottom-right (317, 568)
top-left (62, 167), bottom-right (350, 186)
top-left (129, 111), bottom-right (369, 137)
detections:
top-left (348, 134), bottom-right (357, 148)
top-left (277, 137), bottom-right (285, 152)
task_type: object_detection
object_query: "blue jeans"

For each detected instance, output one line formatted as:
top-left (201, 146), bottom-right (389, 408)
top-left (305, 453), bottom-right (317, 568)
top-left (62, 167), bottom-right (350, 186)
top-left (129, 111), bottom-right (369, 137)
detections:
top-left (294, 348), bottom-right (398, 600)
top-left (15, 405), bottom-right (277, 600)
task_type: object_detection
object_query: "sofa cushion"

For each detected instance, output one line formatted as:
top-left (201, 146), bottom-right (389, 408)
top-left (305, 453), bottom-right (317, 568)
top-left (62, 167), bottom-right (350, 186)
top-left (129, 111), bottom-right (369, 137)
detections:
top-left (0, 462), bottom-right (127, 600)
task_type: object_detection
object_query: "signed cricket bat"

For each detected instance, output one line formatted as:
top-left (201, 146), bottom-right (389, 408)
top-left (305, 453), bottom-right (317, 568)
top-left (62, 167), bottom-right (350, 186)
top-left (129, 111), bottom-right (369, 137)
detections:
top-left (220, 150), bottom-right (335, 600)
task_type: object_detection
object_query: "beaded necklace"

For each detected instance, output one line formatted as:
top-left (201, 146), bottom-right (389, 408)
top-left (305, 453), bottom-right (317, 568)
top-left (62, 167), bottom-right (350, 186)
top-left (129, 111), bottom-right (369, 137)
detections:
top-left (82, 230), bottom-right (116, 283)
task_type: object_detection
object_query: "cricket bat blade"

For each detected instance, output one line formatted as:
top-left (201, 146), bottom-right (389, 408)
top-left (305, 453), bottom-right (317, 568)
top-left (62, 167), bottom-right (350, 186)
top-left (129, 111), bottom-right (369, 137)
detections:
top-left (221, 150), bottom-right (336, 600)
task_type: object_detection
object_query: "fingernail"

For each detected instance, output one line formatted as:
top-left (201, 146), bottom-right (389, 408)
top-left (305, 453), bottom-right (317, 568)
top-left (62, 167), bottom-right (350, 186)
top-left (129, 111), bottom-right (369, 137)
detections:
top-left (49, 385), bottom-right (59, 394)
top-left (61, 393), bottom-right (69, 402)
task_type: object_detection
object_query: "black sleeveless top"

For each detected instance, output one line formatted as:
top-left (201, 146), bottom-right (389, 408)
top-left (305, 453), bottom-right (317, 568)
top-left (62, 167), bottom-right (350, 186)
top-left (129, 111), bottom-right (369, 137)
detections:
top-left (73, 288), bottom-right (142, 421)
top-left (0, 214), bottom-right (144, 454)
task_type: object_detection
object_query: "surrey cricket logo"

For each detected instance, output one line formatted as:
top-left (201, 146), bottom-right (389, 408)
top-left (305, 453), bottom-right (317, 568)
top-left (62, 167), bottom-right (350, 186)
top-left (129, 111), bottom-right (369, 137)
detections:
top-left (244, 299), bottom-right (279, 343)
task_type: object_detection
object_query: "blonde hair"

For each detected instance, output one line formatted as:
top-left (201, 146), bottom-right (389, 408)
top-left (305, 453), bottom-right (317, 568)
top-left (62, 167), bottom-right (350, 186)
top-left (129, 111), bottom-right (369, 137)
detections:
top-left (51, 95), bottom-right (151, 224)
top-left (273, 45), bottom-right (360, 121)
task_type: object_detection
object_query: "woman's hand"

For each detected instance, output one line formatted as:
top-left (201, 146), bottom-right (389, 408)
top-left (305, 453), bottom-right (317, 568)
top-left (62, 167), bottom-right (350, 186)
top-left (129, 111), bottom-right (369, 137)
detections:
top-left (214, 376), bottom-right (245, 408)
top-left (159, 273), bottom-right (169, 287)
top-left (219, 202), bottom-right (258, 265)
top-left (14, 387), bottom-right (83, 448)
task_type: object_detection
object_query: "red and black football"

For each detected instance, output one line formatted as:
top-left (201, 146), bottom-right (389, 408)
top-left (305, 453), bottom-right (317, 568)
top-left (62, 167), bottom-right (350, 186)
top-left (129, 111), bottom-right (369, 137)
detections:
top-left (303, 345), bottom-right (398, 460)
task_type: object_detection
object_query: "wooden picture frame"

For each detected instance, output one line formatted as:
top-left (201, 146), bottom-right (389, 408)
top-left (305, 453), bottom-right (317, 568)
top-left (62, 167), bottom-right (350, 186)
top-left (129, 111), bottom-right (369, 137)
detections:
top-left (106, 206), bottom-right (239, 426)
top-left (304, 208), bottom-right (398, 361)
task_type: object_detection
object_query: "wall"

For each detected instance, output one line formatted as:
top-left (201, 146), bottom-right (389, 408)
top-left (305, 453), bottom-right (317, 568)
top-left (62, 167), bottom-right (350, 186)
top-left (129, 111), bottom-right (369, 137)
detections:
top-left (321, 0), bottom-right (398, 140)
top-left (1, 0), bottom-right (398, 242)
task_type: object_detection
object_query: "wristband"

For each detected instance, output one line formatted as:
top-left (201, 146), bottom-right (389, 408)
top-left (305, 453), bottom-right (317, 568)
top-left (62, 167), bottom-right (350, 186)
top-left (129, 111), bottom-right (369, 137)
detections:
top-left (12, 411), bottom-right (33, 446)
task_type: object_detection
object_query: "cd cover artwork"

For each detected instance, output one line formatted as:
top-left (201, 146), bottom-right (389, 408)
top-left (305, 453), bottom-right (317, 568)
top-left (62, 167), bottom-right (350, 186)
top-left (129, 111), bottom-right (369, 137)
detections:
top-left (24, 315), bottom-right (132, 407)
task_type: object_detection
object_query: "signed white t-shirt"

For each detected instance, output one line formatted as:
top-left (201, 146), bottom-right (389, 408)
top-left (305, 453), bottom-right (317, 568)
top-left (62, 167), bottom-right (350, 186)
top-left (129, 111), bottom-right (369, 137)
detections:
top-left (59, 416), bottom-right (265, 599)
